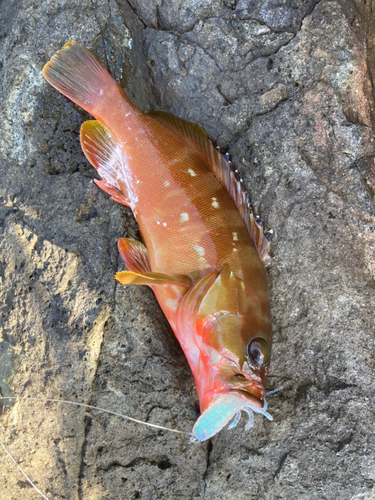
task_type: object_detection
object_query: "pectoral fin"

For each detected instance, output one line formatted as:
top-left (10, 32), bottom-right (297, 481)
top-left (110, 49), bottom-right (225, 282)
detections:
top-left (176, 265), bottom-right (241, 329)
top-left (116, 238), bottom-right (192, 287)
top-left (198, 264), bottom-right (246, 319)
top-left (116, 270), bottom-right (192, 287)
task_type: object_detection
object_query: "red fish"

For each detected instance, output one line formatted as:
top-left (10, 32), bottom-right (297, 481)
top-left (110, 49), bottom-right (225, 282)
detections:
top-left (43, 41), bottom-right (274, 441)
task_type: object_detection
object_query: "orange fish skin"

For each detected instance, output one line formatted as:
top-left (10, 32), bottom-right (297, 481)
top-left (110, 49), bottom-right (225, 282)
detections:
top-left (43, 41), bottom-right (273, 440)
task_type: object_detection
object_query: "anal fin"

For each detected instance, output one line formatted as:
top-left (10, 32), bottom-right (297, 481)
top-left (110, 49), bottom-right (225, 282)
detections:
top-left (94, 179), bottom-right (130, 207)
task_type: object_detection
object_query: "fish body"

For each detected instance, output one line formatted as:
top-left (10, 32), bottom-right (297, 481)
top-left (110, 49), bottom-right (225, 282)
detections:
top-left (43, 41), bottom-right (274, 441)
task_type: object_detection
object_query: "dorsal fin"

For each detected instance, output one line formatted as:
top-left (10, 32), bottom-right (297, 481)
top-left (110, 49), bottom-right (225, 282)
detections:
top-left (148, 111), bottom-right (273, 267)
top-left (147, 110), bottom-right (208, 156)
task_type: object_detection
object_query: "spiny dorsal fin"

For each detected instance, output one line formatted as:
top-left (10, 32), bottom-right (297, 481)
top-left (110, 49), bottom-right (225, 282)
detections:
top-left (148, 111), bottom-right (273, 267)
top-left (117, 238), bottom-right (192, 287)
top-left (81, 120), bottom-right (131, 207)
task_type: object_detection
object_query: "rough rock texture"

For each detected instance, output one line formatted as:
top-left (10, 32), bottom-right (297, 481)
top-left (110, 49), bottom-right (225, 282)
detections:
top-left (0, 0), bottom-right (374, 499)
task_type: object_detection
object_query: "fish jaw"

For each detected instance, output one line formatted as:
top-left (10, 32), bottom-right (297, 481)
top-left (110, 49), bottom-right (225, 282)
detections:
top-left (191, 392), bottom-right (273, 442)
top-left (194, 355), bottom-right (267, 414)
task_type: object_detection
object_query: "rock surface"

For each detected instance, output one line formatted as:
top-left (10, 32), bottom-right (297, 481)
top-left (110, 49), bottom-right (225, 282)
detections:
top-left (0, 0), bottom-right (374, 499)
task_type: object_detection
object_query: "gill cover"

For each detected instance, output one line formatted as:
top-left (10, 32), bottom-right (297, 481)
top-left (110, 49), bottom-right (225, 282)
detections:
top-left (179, 264), bottom-right (248, 337)
top-left (176, 264), bottom-right (250, 372)
top-left (188, 264), bottom-right (264, 366)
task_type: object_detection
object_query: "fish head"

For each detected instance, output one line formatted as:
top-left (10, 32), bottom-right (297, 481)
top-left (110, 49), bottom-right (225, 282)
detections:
top-left (201, 313), bottom-right (271, 403)
top-left (178, 264), bottom-right (272, 441)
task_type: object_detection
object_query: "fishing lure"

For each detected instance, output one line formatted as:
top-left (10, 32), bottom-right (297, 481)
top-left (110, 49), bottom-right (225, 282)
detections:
top-left (42, 41), bottom-right (274, 442)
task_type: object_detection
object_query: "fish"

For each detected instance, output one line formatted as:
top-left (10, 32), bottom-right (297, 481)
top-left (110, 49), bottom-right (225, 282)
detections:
top-left (42, 40), bottom-right (274, 442)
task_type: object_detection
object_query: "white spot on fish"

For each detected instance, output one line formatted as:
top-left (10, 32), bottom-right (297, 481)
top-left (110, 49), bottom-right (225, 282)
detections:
top-left (211, 197), bottom-right (219, 209)
top-left (164, 181), bottom-right (170, 187)
top-left (156, 220), bottom-right (161, 225)
top-left (180, 213), bottom-right (189, 222)
top-left (125, 112), bottom-right (130, 117)
top-left (188, 169), bottom-right (196, 177)
top-left (99, 89), bottom-right (103, 95)
top-left (194, 245), bottom-right (205, 256)
top-left (232, 232), bottom-right (238, 241)
top-left (162, 222), bottom-right (167, 227)
top-left (233, 248), bottom-right (238, 252)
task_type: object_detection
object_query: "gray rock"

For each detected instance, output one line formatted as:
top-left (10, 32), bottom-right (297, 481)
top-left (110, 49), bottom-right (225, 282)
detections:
top-left (0, 1), bottom-right (374, 499)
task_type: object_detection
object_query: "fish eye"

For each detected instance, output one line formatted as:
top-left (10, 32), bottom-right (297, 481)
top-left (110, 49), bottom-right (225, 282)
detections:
top-left (247, 337), bottom-right (270, 367)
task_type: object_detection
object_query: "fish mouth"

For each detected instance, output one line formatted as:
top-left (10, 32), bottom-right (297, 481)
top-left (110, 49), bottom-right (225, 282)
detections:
top-left (230, 375), bottom-right (266, 406)
top-left (232, 389), bottom-right (264, 409)
top-left (191, 391), bottom-right (273, 442)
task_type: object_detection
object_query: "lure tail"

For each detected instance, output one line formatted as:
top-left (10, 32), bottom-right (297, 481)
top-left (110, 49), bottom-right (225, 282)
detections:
top-left (43, 40), bottom-right (135, 122)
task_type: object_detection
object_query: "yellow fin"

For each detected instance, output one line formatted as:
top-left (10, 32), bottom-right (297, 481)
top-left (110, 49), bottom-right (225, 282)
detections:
top-left (197, 264), bottom-right (247, 319)
top-left (117, 238), bottom-right (192, 287)
top-left (177, 265), bottom-right (247, 334)
top-left (81, 121), bottom-right (131, 206)
top-left (116, 270), bottom-right (192, 287)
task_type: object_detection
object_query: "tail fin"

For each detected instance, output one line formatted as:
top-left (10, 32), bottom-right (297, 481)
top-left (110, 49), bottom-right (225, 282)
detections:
top-left (43, 40), bottom-right (125, 116)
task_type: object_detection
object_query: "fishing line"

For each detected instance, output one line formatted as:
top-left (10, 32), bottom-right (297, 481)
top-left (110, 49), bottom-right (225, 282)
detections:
top-left (265, 386), bottom-right (283, 397)
top-left (0, 396), bottom-right (191, 499)
top-left (0, 392), bottom-right (281, 496)
top-left (0, 436), bottom-right (50, 500)
top-left (0, 396), bottom-right (192, 436)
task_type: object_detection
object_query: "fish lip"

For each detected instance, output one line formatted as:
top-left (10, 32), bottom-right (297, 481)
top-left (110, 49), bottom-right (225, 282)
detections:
top-left (231, 389), bottom-right (264, 409)
top-left (230, 376), bottom-right (266, 405)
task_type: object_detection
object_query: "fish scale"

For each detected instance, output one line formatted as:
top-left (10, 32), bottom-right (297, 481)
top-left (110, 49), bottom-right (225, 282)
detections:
top-left (43, 40), bottom-right (274, 441)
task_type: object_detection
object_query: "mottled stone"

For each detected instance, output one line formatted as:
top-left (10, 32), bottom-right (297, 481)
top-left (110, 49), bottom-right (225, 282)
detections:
top-left (0, 1), bottom-right (374, 499)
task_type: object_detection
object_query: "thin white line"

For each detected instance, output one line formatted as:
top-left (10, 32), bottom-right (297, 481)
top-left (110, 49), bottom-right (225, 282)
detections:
top-left (0, 397), bottom-right (192, 436)
top-left (0, 438), bottom-right (50, 500)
